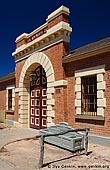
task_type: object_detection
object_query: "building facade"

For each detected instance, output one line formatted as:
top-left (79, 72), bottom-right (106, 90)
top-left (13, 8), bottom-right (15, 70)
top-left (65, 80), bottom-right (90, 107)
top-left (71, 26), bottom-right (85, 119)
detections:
top-left (0, 6), bottom-right (110, 137)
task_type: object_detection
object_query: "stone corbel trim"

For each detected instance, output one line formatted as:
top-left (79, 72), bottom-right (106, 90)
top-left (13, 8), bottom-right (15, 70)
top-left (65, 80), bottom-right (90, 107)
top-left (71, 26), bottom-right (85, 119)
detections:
top-left (47, 80), bottom-right (67, 88)
top-left (54, 80), bottom-right (67, 87)
top-left (12, 21), bottom-right (72, 57)
top-left (15, 88), bottom-right (20, 93)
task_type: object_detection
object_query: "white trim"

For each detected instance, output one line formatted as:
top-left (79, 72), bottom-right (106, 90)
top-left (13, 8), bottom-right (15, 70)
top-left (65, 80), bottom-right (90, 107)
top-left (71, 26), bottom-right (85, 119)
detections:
top-left (12, 21), bottom-right (72, 56)
top-left (97, 98), bottom-right (106, 107)
top-left (6, 85), bottom-right (15, 89)
top-left (16, 33), bottom-right (28, 42)
top-left (47, 80), bottom-right (67, 87)
top-left (54, 80), bottom-right (67, 87)
top-left (97, 108), bottom-right (104, 116)
top-left (75, 65), bottom-right (105, 77)
top-left (46, 6), bottom-right (70, 22)
top-left (76, 77), bottom-right (81, 85)
top-left (75, 65), bottom-right (106, 117)
top-left (97, 90), bottom-right (104, 99)
top-left (47, 21), bottom-right (72, 35)
top-left (97, 74), bottom-right (103, 82)
top-left (6, 86), bottom-right (15, 111)
top-left (47, 110), bottom-right (55, 117)
top-left (14, 35), bottom-right (70, 63)
top-left (97, 82), bottom-right (106, 90)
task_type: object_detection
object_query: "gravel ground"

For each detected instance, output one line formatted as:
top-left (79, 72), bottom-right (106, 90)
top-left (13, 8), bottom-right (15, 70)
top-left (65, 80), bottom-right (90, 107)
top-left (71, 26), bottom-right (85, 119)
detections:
top-left (0, 138), bottom-right (110, 170)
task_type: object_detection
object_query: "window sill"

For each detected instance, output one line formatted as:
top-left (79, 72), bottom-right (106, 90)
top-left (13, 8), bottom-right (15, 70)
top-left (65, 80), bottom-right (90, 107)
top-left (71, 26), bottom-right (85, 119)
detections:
top-left (6, 110), bottom-right (14, 115)
top-left (75, 114), bottom-right (105, 121)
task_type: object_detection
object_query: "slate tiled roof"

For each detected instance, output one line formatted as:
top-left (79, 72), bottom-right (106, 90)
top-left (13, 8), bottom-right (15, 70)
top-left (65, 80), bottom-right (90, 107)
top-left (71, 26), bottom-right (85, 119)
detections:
top-left (0, 72), bottom-right (15, 83)
top-left (62, 37), bottom-right (110, 61)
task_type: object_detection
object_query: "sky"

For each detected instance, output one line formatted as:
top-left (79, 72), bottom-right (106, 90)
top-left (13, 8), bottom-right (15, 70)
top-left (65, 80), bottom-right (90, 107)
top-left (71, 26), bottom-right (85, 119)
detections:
top-left (0, 0), bottom-right (110, 77)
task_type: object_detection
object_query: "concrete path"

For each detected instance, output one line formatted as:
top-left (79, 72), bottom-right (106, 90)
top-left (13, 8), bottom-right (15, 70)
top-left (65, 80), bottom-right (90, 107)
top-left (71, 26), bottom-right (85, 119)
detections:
top-left (0, 128), bottom-right (39, 149)
top-left (0, 128), bottom-right (39, 170)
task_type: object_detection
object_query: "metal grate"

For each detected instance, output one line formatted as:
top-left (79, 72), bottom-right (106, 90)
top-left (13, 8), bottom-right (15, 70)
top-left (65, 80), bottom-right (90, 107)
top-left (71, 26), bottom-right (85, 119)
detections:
top-left (81, 75), bottom-right (97, 116)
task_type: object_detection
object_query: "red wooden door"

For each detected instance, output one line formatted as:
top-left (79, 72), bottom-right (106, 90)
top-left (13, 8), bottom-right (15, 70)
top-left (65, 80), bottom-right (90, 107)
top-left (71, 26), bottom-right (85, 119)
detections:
top-left (30, 65), bottom-right (47, 129)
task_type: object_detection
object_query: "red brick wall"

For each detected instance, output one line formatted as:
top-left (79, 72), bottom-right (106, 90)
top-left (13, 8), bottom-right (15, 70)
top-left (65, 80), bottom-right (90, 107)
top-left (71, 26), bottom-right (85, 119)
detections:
top-left (54, 86), bottom-right (67, 123)
top-left (44, 42), bottom-right (68, 81)
top-left (16, 39), bottom-right (26, 48)
top-left (0, 89), bottom-right (6, 111)
top-left (16, 59), bottom-right (26, 88)
top-left (63, 51), bottom-right (110, 136)
top-left (48, 14), bottom-right (69, 29)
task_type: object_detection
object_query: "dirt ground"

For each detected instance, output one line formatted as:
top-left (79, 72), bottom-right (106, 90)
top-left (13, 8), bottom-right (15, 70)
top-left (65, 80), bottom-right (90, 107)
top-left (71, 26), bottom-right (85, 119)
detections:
top-left (0, 138), bottom-right (110, 170)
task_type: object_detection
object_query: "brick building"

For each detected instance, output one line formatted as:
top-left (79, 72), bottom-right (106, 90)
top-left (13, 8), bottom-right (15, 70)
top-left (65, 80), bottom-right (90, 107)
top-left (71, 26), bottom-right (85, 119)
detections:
top-left (0, 6), bottom-right (110, 137)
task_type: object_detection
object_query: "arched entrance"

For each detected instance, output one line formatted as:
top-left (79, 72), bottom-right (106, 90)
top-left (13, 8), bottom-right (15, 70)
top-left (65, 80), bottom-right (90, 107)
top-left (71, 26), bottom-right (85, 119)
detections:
top-left (18, 52), bottom-right (55, 128)
top-left (30, 65), bottom-right (47, 129)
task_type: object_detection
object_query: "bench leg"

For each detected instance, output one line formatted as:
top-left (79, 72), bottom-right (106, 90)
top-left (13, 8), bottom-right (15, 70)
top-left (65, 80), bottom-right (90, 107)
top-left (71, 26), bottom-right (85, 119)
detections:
top-left (85, 128), bottom-right (89, 155)
top-left (38, 135), bottom-right (45, 168)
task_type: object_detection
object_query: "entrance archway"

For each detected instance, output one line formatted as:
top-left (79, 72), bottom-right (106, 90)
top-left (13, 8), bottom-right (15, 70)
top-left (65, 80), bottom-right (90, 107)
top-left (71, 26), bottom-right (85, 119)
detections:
top-left (18, 52), bottom-right (55, 128)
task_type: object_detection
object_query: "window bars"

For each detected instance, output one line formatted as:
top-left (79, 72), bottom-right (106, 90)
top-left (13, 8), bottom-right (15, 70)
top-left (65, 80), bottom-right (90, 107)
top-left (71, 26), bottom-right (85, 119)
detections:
top-left (81, 75), bottom-right (97, 116)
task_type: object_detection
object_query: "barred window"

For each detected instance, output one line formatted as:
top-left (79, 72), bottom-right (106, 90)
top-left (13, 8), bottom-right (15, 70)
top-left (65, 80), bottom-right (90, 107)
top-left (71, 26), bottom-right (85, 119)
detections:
top-left (81, 75), bottom-right (97, 116)
top-left (8, 89), bottom-right (12, 110)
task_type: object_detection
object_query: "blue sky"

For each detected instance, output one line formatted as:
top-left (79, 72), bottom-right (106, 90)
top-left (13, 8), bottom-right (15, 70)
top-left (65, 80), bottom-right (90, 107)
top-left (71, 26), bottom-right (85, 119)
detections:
top-left (0, 0), bottom-right (110, 77)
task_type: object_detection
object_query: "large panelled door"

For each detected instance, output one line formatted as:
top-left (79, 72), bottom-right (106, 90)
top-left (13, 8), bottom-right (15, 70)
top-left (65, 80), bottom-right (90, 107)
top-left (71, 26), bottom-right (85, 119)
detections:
top-left (30, 65), bottom-right (47, 129)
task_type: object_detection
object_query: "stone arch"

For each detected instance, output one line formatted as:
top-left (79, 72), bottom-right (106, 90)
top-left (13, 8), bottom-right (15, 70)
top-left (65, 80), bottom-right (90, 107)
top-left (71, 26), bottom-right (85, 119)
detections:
top-left (18, 52), bottom-right (55, 128)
